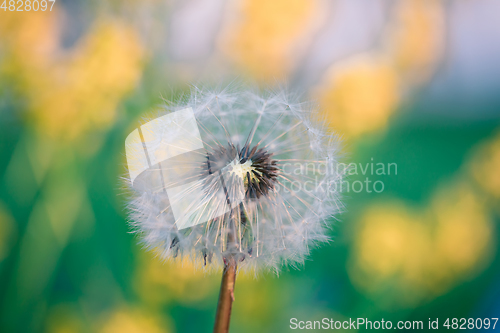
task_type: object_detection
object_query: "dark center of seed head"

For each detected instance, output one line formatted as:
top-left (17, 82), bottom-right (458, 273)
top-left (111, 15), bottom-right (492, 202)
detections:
top-left (205, 143), bottom-right (279, 199)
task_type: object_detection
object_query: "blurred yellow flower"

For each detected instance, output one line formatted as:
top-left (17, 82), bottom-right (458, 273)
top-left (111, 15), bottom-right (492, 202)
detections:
top-left (355, 204), bottom-right (431, 281)
top-left (134, 252), bottom-right (218, 306)
top-left (232, 273), bottom-right (286, 328)
top-left (313, 0), bottom-right (444, 138)
top-left (350, 181), bottom-right (494, 306)
top-left (0, 12), bottom-right (144, 142)
top-left (30, 21), bottom-right (145, 141)
top-left (388, 0), bottom-right (445, 83)
top-left (99, 307), bottom-right (170, 333)
top-left (0, 11), bottom-right (59, 73)
top-left (469, 131), bottom-right (500, 200)
top-left (349, 202), bottom-right (434, 306)
top-left (221, 0), bottom-right (321, 81)
top-left (314, 55), bottom-right (400, 138)
top-left (432, 182), bottom-right (493, 275)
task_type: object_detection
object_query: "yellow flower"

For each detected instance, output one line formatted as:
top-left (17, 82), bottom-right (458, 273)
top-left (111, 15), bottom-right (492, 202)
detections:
top-left (1, 13), bottom-right (145, 142)
top-left (99, 307), bottom-right (170, 333)
top-left (350, 181), bottom-right (494, 306)
top-left (134, 252), bottom-right (218, 306)
top-left (0, 11), bottom-right (59, 71)
top-left (314, 55), bottom-right (400, 138)
top-left (432, 183), bottom-right (493, 274)
top-left (30, 21), bottom-right (145, 141)
top-left (221, 0), bottom-right (320, 81)
top-left (388, 0), bottom-right (445, 83)
top-left (469, 131), bottom-right (500, 200)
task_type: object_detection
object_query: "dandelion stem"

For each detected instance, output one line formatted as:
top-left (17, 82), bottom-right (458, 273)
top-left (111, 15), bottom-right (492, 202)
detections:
top-left (213, 258), bottom-right (237, 333)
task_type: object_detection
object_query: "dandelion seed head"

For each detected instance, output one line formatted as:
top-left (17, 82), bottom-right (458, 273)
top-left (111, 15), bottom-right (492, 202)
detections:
top-left (124, 84), bottom-right (344, 273)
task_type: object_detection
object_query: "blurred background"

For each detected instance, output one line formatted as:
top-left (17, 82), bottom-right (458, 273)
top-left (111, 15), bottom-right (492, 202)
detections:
top-left (1, 0), bottom-right (500, 332)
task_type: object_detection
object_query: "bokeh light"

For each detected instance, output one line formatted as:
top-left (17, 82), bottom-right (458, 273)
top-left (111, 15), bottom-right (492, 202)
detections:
top-left (221, 0), bottom-right (322, 81)
top-left (469, 131), bottom-right (500, 201)
top-left (314, 55), bottom-right (400, 137)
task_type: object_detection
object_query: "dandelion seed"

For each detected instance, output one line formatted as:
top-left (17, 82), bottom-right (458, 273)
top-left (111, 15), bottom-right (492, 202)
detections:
top-left (123, 84), bottom-right (344, 332)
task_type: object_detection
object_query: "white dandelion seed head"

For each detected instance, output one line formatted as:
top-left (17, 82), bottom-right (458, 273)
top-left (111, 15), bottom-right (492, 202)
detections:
top-left (123, 84), bottom-right (344, 273)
